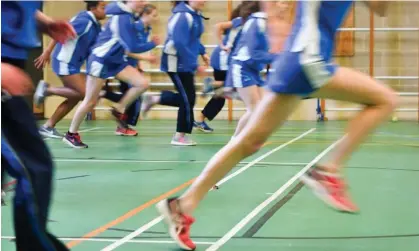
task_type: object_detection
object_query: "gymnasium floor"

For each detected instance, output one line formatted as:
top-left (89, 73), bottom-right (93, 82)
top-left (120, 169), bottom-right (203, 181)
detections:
top-left (2, 120), bottom-right (419, 251)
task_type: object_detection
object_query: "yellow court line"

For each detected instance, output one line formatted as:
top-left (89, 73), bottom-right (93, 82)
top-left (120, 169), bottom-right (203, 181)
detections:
top-left (66, 178), bottom-right (196, 248)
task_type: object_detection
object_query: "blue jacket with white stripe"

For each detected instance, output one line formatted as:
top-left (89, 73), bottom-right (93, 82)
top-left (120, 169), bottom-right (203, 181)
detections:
top-left (1, 1), bottom-right (43, 59)
top-left (210, 17), bottom-right (243, 71)
top-left (90, 2), bottom-right (152, 65)
top-left (127, 19), bottom-right (156, 67)
top-left (231, 12), bottom-right (275, 72)
top-left (160, 2), bottom-right (206, 73)
top-left (52, 11), bottom-right (101, 68)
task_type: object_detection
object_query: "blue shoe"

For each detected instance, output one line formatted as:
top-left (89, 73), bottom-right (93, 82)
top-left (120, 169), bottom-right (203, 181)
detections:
top-left (201, 77), bottom-right (214, 97)
top-left (193, 121), bottom-right (214, 133)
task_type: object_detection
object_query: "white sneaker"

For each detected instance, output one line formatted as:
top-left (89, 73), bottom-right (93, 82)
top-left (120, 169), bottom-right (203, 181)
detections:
top-left (171, 134), bottom-right (197, 146)
top-left (34, 80), bottom-right (48, 107)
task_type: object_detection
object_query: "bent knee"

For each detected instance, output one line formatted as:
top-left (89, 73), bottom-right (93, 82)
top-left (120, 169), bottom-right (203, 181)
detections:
top-left (374, 90), bottom-right (399, 112)
top-left (131, 78), bottom-right (149, 89)
top-left (241, 137), bottom-right (265, 156)
top-left (83, 99), bottom-right (98, 110)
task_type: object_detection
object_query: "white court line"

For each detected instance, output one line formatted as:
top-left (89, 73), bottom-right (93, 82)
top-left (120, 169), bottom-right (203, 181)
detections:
top-left (0, 236), bottom-right (214, 245)
top-left (206, 138), bottom-right (343, 251)
top-left (53, 158), bottom-right (308, 166)
top-left (79, 127), bottom-right (102, 133)
top-left (100, 128), bottom-right (316, 251)
top-left (43, 127), bottom-right (101, 141)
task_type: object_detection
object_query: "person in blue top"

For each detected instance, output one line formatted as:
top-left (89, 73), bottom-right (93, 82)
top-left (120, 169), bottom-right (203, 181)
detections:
top-left (33, 0), bottom-right (106, 139)
top-left (102, 3), bottom-right (160, 137)
top-left (63, 0), bottom-right (156, 149)
top-left (142, 0), bottom-right (209, 146)
top-left (226, 2), bottom-right (276, 139)
top-left (193, 3), bottom-right (244, 133)
top-left (1, 1), bottom-right (75, 250)
top-left (157, 1), bottom-right (397, 249)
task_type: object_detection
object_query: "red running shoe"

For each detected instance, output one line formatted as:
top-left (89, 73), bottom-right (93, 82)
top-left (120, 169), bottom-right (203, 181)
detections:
top-left (156, 198), bottom-right (196, 250)
top-left (301, 166), bottom-right (359, 213)
top-left (115, 126), bottom-right (138, 136)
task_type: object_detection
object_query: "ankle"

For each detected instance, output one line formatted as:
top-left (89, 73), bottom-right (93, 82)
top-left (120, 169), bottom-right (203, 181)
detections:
top-left (152, 96), bottom-right (161, 104)
top-left (175, 132), bottom-right (185, 138)
top-left (317, 163), bottom-right (340, 174)
top-left (197, 114), bottom-right (205, 123)
top-left (113, 105), bottom-right (125, 114)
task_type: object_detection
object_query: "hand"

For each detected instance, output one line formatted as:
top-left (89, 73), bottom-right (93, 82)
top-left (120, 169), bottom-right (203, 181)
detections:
top-left (201, 54), bottom-right (210, 67)
top-left (34, 51), bottom-right (51, 69)
top-left (151, 35), bottom-right (161, 45)
top-left (1, 63), bottom-right (34, 96)
top-left (46, 20), bottom-right (76, 44)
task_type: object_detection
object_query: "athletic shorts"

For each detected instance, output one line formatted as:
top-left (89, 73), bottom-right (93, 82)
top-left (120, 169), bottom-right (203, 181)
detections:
top-left (86, 56), bottom-right (128, 79)
top-left (213, 69), bottom-right (227, 82)
top-left (225, 62), bottom-right (264, 88)
top-left (52, 59), bottom-right (81, 76)
top-left (267, 51), bottom-right (337, 96)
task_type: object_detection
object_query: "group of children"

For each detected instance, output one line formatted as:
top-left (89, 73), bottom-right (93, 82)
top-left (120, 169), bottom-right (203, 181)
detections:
top-left (2, 0), bottom-right (398, 250)
top-left (33, 0), bottom-right (281, 148)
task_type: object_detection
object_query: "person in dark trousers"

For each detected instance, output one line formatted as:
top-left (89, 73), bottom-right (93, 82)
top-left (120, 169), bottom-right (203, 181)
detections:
top-left (142, 0), bottom-right (209, 146)
top-left (1, 1), bottom-right (76, 250)
top-left (194, 3), bottom-right (244, 133)
top-left (102, 3), bottom-right (160, 136)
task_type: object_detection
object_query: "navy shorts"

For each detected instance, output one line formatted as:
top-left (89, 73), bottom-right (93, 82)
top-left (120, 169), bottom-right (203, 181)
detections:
top-left (52, 59), bottom-right (81, 76)
top-left (225, 62), bottom-right (264, 88)
top-left (267, 51), bottom-right (337, 96)
top-left (87, 56), bottom-right (128, 79)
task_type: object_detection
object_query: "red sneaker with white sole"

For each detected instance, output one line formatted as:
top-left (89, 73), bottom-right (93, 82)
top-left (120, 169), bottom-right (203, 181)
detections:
top-left (156, 198), bottom-right (196, 250)
top-left (301, 166), bottom-right (359, 213)
top-left (115, 126), bottom-right (138, 136)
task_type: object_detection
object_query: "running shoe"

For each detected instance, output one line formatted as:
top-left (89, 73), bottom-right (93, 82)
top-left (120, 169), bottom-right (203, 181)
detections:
top-left (63, 132), bottom-right (88, 149)
top-left (115, 126), bottom-right (138, 136)
top-left (201, 77), bottom-right (214, 97)
top-left (156, 198), bottom-right (196, 250)
top-left (301, 165), bottom-right (359, 213)
top-left (34, 80), bottom-right (48, 107)
top-left (171, 134), bottom-right (197, 146)
top-left (193, 121), bottom-right (213, 133)
top-left (141, 94), bottom-right (156, 118)
top-left (39, 125), bottom-right (63, 139)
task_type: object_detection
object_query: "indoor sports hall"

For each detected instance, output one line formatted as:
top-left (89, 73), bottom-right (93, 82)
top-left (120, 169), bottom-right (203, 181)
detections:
top-left (1, 1), bottom-right (418, 251)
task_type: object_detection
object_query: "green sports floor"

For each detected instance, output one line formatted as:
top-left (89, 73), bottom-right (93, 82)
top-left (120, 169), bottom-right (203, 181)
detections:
top-left (2, 120), bottom-right (419, 251)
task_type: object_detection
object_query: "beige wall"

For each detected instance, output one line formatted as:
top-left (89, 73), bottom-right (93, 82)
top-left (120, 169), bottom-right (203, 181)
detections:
top-left (43, 1), bottom-right (419, 121)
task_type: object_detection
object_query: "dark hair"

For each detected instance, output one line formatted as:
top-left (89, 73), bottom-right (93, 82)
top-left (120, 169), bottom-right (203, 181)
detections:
top-left (230, 3), bottom-right (243, 21)
top-left (141, 4), bottom-right (157, 16)
top-left (172, 1), bottom-right (188, 7)
top-left (84, 0), bottom-right (101, 11)
top-left (239, 1), bottom-right (261, 21)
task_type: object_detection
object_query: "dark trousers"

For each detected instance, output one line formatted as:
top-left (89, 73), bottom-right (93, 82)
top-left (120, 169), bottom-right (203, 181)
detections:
top-left (201, 92), bottom-right (225, 121)
top-left (201, 69), bottom-right (227, 121)
top-left (2, 57), bottom-right (69, 251)
top-left (160, 72), bottom-right (196, 133)
top-left (104, 81), bottom-right (141, 126)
